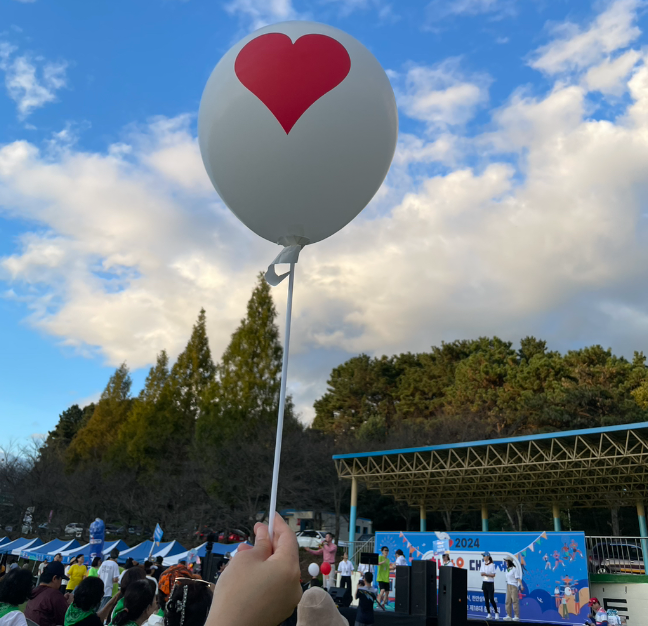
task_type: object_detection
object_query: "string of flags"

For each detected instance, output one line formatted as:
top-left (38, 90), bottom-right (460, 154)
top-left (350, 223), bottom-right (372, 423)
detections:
top-left (399, 531), bottom-right (423, 562)
top-left (515, 531), bottom-right (547, 567)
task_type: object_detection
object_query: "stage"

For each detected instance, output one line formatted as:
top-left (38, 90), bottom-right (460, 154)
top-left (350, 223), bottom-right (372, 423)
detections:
top-left (339, 607), bottom-right (556, 626)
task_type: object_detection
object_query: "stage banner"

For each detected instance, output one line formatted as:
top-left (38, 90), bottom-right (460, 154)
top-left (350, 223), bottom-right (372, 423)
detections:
top-left (375, 530), bottom-right (589, 624)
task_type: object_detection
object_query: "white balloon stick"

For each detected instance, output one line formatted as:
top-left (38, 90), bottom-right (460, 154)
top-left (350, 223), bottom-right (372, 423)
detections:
top-left (268, 262), bottom-right (295, 542)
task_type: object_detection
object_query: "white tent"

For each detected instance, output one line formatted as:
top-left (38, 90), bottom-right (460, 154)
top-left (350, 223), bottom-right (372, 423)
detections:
top-left (151, 540), bottom-right (184, 559)
top-left (162, 542), bottom-right (206, 567)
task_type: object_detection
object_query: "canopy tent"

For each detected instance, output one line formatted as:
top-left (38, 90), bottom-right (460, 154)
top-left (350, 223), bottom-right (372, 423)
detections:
top-left (0, 537), bottom-right (42, 556)
top-left (60, 539), bottom-right (130, 564)
top-left (151, 540), bottom-right (185, 560)
top-left (116, 540), bottom-right (155, 564)
top-left (161, 542), bottom-right (244, 567)
top-left (21, 538), bottom-right (80, 560)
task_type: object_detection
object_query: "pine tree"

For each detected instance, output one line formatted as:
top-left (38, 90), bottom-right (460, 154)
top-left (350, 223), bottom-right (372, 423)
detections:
top-left (109, 350), bottom-right (172, 470)
top-left (197, 274), bottom-right (295, 444)
top-left (43, 403), bottom-right (95, 451)
top-left (66, 364), bottom-right (133, 466)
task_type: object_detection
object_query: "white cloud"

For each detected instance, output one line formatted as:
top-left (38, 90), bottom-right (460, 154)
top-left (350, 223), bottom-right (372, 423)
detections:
top-left (390, 60), bottom-right (490, 130)
top-left (5, 7), bottom-right (648, 425)
top-left (322, 0), bottom-right (395, 19)
top-left (530, 0), bottom-right (642, 75)
top-left (427, 0), bottom-right (516, 22)
top-left (584, 49), bottom-right (642, 95)
top-left (224, 0), bottom-right (300, 30)
top-left (0, 43), bottom-right (68, 119)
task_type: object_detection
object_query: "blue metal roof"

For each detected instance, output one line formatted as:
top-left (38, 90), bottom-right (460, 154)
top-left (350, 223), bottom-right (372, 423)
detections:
top-left (332, 420), bottom-right (648, 460)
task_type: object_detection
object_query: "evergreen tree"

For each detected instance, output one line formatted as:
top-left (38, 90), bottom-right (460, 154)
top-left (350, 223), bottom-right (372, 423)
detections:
top-left (66, 364), bottom-right (133, 466)
top-left (197, 274), bottom-right (295, 444)
top-left (43, 404), bottom-right (95, 451)
top-left (148, 310), bottom-right (217, 456)
top-left (109, 350), bottom-right (172, 470)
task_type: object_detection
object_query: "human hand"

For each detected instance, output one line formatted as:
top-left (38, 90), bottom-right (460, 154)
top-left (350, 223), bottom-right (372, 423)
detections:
top-left (208, 513), bottom-right (302, 626)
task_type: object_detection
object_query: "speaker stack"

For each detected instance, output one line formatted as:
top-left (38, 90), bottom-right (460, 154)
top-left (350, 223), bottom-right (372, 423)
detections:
top-left (438, 565), bottom-right (468, 626)
top-left (327, 586), bottom-right (352, 608)
top-left (394, 560), bottom-right (437, 618)
top-left (394, 560), bottom-right (468, 626)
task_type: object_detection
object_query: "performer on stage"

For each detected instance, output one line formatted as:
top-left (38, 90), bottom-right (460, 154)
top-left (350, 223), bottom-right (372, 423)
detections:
top-left (337, 553), bottom-right (353, 592)
top-left (393, 549), bottom-right (408, 568)
top-left (377, 546), bottom-right (391, 606)
top-left (305, 533), bottom-right (337, 590)
top-left (480, 552), bottom-right (499, 620)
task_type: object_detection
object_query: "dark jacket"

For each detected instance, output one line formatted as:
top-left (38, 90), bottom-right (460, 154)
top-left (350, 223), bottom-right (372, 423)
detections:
top-left (25, 585), bottom-right (69, 626)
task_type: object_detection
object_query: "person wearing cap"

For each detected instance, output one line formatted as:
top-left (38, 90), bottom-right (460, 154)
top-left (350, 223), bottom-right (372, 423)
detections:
top-left (502, 558), bottom-right (521, 621)
top-left (479, 552), bottom-right (499, 620)
top-left (25, 561), bottom-right (71, 626)
top-left (585, 598), bottom-right (608, 625)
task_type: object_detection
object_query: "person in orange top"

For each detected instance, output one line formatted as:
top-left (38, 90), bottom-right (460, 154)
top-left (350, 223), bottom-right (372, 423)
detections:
top-left (66, 555), bottom-right (88, 592)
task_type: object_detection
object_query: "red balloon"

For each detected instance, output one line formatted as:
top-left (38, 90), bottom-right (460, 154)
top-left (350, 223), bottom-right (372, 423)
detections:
top-left (321, 562), bottom-right (331, 576)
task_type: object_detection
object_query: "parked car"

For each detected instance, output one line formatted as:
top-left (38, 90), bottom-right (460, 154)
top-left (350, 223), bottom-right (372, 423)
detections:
top-left (105, 524), bottom-right (125, 535)
top-left (128, 526), bottom-right (143, 535)
top-left (296, 530), bottom-right (328, 549)
top-left (38, 522), bottom-right (49, 530)
top-left (216, 529), bottom-right (248, 544)
top-left (65, 523), bottom-right (84, 537)
top-left (4, 525), bottom-right (12, 532)
top-left (589, 541), bottom-right (645, 574)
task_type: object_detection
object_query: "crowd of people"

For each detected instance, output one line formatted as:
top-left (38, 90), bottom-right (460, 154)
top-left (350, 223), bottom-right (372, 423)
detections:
top-left (2, 516), bottom-right (603, 626)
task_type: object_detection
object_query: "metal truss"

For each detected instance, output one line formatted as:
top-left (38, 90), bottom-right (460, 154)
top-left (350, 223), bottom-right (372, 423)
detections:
top-left (334, 426), bottom-right (648, 510)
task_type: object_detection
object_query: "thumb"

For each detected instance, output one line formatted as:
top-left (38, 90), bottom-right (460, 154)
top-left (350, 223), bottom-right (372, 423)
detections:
top-left (251, 522), bottom-right (272, 560)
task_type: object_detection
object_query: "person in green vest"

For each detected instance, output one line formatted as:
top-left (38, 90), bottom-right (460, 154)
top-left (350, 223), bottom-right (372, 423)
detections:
top-left (111, 580), bottom-right (156, 626)
top-left (0, 569), bottom-right (33, 626)
top-left (64, 576), bottom-right (118, 626)
top-left (88, 558), bottom-right (101, 578)
top-left (111, 568), bottom-right (146, 621)
top-left (377, 546), bottom-right (391, 607)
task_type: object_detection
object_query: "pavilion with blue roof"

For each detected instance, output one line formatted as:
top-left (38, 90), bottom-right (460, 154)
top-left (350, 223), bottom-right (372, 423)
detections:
top-left (334, 420), bottom-right (648, 571)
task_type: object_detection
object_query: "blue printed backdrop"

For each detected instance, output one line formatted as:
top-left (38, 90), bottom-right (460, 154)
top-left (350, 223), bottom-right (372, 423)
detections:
top-left (375, 531), bottom-right (590, 624)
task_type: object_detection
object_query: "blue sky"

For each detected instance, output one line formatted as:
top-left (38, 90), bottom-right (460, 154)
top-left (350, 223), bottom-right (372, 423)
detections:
top-left (2, 0), bottom-right (648, 447)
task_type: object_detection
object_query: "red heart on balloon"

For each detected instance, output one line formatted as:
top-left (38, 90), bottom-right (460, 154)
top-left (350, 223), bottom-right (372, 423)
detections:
top-left (449, 540), bottom-right (454, 547)
top-left (235, 33), bottom-right (351, 134)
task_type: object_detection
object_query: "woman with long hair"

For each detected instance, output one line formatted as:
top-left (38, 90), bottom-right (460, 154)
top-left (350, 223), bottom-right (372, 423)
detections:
top-left (164, 579), bottom-right (212, 626)
top-left (0, 569), bottom-right (33, 626)
top-left (479, 552), bottom-right (498, 619)
top-left (112, 581), bottom-right (156, 626)
top-left (111, 567), bottom-right (147, 622)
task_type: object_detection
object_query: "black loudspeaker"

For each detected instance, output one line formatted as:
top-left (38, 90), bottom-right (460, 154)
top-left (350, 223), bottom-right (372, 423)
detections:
top-left (328, 587), bottom-right (352, 608)
top-left (360, 552), bottom-right (379, 565)
top-left (410, 560), bottom-right (437, 617)
top-left (394, 565), bottom-right (411, 614)
top-left (438, 566), bottom-right (467, 626)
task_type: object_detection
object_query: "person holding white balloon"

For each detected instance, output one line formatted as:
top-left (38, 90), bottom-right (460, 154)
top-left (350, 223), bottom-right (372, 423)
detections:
top-left (199, 18), bottom-right (397, 626)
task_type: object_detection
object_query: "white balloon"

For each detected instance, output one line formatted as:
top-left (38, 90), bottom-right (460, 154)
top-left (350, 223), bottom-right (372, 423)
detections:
top-left (199, 21), bottom-right (398, 246)
top-left (308, 562), bottom-right (320, 577)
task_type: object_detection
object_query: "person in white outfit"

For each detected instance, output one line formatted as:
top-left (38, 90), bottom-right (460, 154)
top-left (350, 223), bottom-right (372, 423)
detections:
top-left (503, 558), bottom-right (522, 621)
top-left (479, 552), bottom-right (499, 619)
top-left (337, 553), bottom-right (353, 592)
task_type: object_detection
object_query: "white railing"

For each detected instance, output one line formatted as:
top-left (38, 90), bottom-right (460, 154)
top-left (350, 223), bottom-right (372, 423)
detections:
top-left (586, 535), bottom-right (648, 576)
top-left (345, 537), bottom-right (375, 567)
